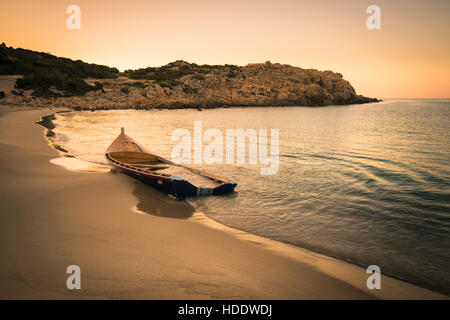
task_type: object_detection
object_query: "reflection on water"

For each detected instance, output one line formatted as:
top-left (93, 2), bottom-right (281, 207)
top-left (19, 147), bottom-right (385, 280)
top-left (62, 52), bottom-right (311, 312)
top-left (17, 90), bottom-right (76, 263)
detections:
top-left (53, 99), bottom-right (450, 294)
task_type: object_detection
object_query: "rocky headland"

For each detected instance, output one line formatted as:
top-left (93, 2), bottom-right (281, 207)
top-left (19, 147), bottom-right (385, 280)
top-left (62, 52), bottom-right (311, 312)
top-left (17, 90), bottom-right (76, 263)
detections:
top-left (0, 44), bottom-right (380, 110)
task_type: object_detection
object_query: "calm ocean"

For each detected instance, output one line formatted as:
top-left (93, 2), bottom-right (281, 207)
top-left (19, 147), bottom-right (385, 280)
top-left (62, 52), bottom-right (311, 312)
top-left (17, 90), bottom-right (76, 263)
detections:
top-left (53, 99), bottom-right (450, 294)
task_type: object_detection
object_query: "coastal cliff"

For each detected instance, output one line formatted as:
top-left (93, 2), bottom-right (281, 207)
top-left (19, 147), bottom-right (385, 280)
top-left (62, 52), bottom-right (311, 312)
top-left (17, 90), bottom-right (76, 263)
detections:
top-left (0, 44), bottom-right (379, 109)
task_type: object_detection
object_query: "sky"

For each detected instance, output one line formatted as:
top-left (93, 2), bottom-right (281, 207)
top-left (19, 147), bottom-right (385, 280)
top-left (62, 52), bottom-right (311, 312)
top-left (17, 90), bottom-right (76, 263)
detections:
top-left (1, 0), bottom-right (449, 98)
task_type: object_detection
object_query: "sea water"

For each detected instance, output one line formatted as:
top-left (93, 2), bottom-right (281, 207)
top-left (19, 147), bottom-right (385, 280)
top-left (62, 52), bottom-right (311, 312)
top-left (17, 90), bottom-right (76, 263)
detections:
top-left (52, 99), bottom-right (450, 294)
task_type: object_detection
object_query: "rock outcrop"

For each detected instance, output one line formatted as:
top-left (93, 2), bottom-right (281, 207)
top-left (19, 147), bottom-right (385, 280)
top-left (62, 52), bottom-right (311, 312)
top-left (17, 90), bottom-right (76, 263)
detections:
top-left (0, 60), bottom-right (380, 110)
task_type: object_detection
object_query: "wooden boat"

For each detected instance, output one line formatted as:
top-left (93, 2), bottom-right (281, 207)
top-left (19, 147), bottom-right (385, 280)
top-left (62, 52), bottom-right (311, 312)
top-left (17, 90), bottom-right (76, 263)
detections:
top-left (105, 128), bottom-right (237, 200)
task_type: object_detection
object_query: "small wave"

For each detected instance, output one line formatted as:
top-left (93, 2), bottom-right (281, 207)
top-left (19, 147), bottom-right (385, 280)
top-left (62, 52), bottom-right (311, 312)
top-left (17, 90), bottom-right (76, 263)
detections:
top-left (50, 157), bottom-right (110, 172)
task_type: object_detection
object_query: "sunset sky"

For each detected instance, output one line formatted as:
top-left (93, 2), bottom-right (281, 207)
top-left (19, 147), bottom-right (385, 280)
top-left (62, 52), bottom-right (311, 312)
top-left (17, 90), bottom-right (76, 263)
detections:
top-left (1, 0), bottom-right (449, 98)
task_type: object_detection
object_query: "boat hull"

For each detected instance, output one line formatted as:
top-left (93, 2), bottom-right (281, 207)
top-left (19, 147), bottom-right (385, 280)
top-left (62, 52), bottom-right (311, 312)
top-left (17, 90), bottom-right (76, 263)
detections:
top-left (109, 160), bottom-right (237, 200)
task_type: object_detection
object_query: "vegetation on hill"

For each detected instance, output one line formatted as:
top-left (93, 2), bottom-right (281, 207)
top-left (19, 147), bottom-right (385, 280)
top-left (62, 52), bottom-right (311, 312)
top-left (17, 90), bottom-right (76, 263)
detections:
top-left (0, 43), bottom-right (118, 96)
top-left (123, 60), bottom-right (238, 82)
top-left (0, 44), bottom-right (380, 108)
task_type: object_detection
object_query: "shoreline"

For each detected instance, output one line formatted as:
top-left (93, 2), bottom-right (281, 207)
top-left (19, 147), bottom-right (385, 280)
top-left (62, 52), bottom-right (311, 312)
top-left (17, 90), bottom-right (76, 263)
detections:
top-left (37, 109), bottom-right (450, 298)
top-left (189, 211), bottom-right (448, 299)
top-left (0, 98), bottom-right (383, 113)
top-left (0, 108), bottom-right (447, 299)
top-left (36, 106), bottom-right (448, 296)
top-left (31, 109), bottom-right (450, 298)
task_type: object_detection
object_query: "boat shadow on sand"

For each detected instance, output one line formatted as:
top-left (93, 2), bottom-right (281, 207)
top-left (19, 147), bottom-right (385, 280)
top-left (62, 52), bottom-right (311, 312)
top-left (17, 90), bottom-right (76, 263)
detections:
top-left (129, 176), bottom-right (196, 219)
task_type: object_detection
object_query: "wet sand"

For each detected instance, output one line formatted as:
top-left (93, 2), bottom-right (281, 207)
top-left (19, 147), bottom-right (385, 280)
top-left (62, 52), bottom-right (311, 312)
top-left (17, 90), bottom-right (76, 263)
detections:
top-left (0, 109), bottom-right (447, 299)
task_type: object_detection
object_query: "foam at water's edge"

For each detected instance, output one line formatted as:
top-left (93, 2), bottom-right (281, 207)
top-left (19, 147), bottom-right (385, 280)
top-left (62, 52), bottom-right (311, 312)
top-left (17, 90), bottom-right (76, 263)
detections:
top-left (36, 111), bottom-right (110, 173)
top-left (50, 157), bottom-right (110, 173)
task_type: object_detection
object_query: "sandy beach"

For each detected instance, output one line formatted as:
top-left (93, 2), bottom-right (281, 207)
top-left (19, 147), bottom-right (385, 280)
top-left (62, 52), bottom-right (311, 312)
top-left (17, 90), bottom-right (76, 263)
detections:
top-left (0, 108), bottom-right (447, 300)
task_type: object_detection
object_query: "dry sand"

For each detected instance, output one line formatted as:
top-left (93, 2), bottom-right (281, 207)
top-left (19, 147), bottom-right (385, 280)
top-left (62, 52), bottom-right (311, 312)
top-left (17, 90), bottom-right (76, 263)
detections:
top-left (0, 109), bottom-right (447, 299)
